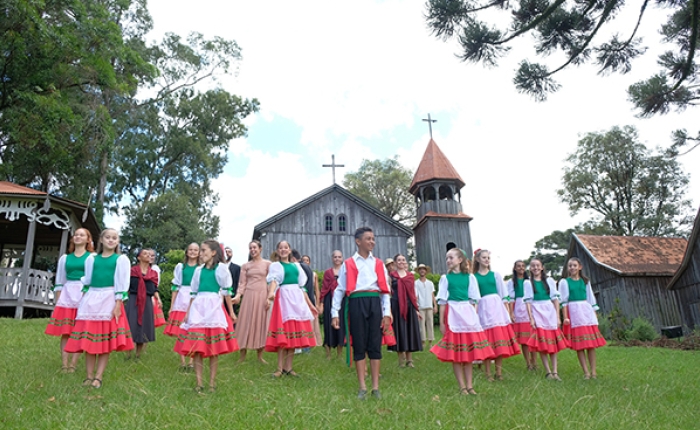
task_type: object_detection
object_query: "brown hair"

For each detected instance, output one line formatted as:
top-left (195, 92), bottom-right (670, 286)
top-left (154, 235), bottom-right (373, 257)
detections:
top-left (529, 258), bottom-right (550, 295)
top-left (202, 240), bottom-right (224, 267)
top-left (565, 257), bottom-right (590, 284)
top-left (68, 228), bottom-right (95, 253)
top-left (270, 240), bottom-right (291, 263)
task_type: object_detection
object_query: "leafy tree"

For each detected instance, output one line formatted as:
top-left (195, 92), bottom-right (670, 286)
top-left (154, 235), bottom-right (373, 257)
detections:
top-left (343, 157), bottom-right (415, 225)
top-left (425, 0), bottom-right (700, 153)
top-left (156, 249), bottom-right (186, 317)
top-left (557, 125), bottom-right (693, 237)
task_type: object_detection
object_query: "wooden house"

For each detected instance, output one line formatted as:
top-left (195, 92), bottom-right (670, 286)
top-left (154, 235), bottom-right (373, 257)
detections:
top-left (667, 206), bottom-right (700, 332)
top-left (252, 184), bottom-right (412, 271)
top-left (564, 233), bottom-right (686, 332)
top-left (0, 182), bottom-right (100, 318)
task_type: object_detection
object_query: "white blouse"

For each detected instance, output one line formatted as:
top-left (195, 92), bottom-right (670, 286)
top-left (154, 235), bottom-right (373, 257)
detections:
top-left (523, 278), bottom-right (560, 302)
top-left (558, 278), bottom-right (600, 311)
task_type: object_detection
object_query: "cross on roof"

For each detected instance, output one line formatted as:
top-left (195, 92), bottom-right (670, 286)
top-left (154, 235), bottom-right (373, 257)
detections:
top-left (322, 154), bottom-right (345, 185)
top-left (422, 113), bottom-right (437, 139)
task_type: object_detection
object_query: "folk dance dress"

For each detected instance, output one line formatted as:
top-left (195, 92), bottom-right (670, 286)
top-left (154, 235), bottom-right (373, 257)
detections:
top-left (163, 263), bottom-right (198, 337)
top-left (235, 259), bottom-right (272, 350)
top-left (174, 263), bottom-right (238, 357)
top-left (523, 279), bottom-right (568, 353)
top-left (320, 269), bottom-right (345, 348)
top-left (64, 254), bottom-right (134, 354)
top-left (45, 252), bottom-right (89, 336)
top-left (559, 278), bottom-right (606, 350)
top-left (474, 271), bottom-right (520, 358)
top-left (125, 265), bottom-right (159, 344)
top-left (388, 271), bottom-right (423, 353)
top-left (507, 277), bottom-right (537, 348)
top-left (265, 262), bottom-right (316, 351)
top-left (431, 273), bottom-right (494, 363)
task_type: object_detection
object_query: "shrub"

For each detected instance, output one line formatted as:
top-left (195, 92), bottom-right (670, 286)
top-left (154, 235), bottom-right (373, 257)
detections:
top-left (629, 317), bottom-right (658, 342)
top-left (598, 314), bottom-right (612, 340)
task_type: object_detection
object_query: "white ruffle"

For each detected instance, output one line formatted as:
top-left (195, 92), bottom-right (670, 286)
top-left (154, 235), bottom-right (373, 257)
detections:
top-left (447, 301), bottom-right (483, 333)
top-left (568, 301), bottom-right (600, 328)
top-left (55, 280), bottom-right (83, 308)
top-left (181, 292), bottom-right (227, 330)
top-left (512, 297), bottom-right (530, 324)
top-left (278, 284), bottom-right (313, 323)
top-left (477, 294), bottom-right (512, 330)
top-left (75, 287), bottom-right (116, 321)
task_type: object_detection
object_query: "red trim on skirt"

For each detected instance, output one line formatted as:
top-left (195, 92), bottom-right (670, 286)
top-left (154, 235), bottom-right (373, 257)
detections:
top-left (174, 327), bottom-right (235, 358)
top-left (153, 299), bottom-right (166, 327)
top-left (430, 306), bottom-right (494, 363)
top-left (265, 290), bottom-right (316, 352)
top-left (530, 327), bottom-right (568, 353)
top-left (163, 310), bottom-right (186, 337)
top-left (482, 324), bottom-right (521, 358)
top-left (64, 303), bottom-right (134, 354)
top-left (563, 324), bottom-right (607, 350)
top-left (45, 306), bottom-right (77, 337)
top-left (512, 321), bottom-right (538, 347)
top-left (223, 304), bottom-right (240, 353)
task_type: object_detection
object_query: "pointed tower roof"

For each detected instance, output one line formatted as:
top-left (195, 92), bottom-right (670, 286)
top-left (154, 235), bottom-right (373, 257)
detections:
top-left (409, 139), bottom-right (465, 194)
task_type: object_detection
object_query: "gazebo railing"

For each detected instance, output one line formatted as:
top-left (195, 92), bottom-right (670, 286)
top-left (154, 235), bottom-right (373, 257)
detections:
top-left (0, 268), bottom-right (55, 305)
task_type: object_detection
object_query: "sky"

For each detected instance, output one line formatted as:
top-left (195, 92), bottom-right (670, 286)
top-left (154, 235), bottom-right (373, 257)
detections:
top-left (137, 0), bottom-right (700, 274)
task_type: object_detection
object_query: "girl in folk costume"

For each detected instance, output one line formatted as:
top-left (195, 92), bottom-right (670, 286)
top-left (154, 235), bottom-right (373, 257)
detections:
top-left (301, 254), bottom-right (323, 347)
top-left (45, 228), bottom-right (94, 373)
top-left (560, 257), bottom-right (606, 379)
top-left (319, 250), bottom-right (345, 359)
top-left (388, 254), bottom-right (423, 367)
top-left (524, 259), bottom-right (568, 380)
top-left (473, 249), bottom-right (521, 381)
top-left (64, 228), bottom-right (134, 389)
top-left (175, 240), bottom-right (237, 392)
top-left (164, 243), bottom-right (199, 369)
top-left (149, 250), bottom-right (167, 328)
top-left (431, 248), bottom-right (494, 395)
top-left (125, 249), bottom-right (161, 360)
top-left (265, 240), bottom-right (317, 377)
top-left (507, 260), bottom-right (538, 371)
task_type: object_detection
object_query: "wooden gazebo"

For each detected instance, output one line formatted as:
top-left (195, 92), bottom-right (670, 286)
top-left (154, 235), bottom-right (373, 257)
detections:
top-left (0, 182), bottom-right (100, 318)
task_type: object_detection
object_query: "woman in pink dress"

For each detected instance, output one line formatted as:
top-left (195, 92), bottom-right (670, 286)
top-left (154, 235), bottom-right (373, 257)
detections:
top-left (231, 240), bottom-right (272, 363)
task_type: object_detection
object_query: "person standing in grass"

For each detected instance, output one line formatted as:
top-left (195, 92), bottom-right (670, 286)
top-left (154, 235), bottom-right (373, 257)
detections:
top-left (431, 248), bottom-right (494, 395)
top-left (164, 243), bottom-right (199, 369)
top-left (300, 254), bottom-right (323, 348)
top-left (265, 240), bottom-right (317, 377)
top-left (414, 263), bottom-right (437, 349)
top-left (507, 260), bottom-right (537, 371)
top-left (473, 249), bottom-right (521, 381)
top-left (64, 228), bottom-right (134, 389)
top-left (45, 228), bottom-right (94, 373)
top-left (319, 250), bottom-right (345, 359)
top-left (388, 254), bottom-right (423, 367)
top-left (560, 257), bottom-right (606, 379)
top-left (175, 240), bottom-right (238, 393)
top-left (149, 249), bottom-right (167, 328)
top-left (331, 227), bottom-right (393, 400)
top-left (524, 259), bottom-right (568, 381)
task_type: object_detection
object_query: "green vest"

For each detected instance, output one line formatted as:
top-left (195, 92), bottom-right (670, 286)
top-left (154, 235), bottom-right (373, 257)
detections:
top-left (532, 280), bottom-right (550, 301)
top-left (198, 267), bottom-right (220, 293)
top-left (513, 278), bottom-right (525, 299)
top-left (475, 271), bottom-right (498, 297)
top-left (91, 254), bottom-right (119, 288)
top-left (446, 273), bottom-right (471, 302)
top-left (281, 262), bottom-right (299, 285)
top-left (182, 264), bottom-right (197, 286)
top-left (566, 278), bottom-right (587, 302)
top-left (65, 253), bottom-right (89, 281)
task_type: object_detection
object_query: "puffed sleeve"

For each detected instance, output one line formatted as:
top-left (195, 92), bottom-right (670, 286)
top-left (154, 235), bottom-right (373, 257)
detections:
top-left (53, 255), bottom-right (68, 291)
top-left (172, 263), bottom-right (183, 291)
top-left (266, 262), bottom-right (284, 285)
top-left (558, 279), bottom-right (570, 307)
top-left (216, 263), bottom-right (233, 295)
top-left (436, 275), bottom-right (449, 305)
top-left (114, 255), bottom-right (131, 301)
top-left (495, 272), bottom-right (509, 302)
top-left (506, 279), bottom-right (515, 303)
top-left (190, 267), bottom-right (202, 296)
top-left (80, 255), bottom-right (95, 292)
top-left (548, 278), bottom-right (560, 301)
top-left (523, 280), bottom-right (534, 303)
top-left (331, 262), bottom-right (347, 319)
top-left (468, 274), bottom-right (480, 304)
top-left (586, 282), bottom-right (600, 311)
top-left (296, 262), bottom-right (308, 289)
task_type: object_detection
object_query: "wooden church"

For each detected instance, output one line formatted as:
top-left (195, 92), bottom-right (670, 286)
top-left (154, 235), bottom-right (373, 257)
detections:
top-left (411, 139), bottom-right (474, 273)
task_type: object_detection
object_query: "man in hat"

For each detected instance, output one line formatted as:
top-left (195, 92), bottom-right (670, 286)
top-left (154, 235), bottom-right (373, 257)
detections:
top-left (414, 264), bottom-right (437, 349)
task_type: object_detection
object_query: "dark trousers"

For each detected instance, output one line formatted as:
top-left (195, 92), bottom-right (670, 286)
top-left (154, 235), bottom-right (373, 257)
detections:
top-left (348, 295), bottom-right (382, 361)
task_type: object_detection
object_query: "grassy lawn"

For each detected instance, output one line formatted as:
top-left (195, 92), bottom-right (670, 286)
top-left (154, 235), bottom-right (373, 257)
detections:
top-left (1, 318), bottom-right (699, 429)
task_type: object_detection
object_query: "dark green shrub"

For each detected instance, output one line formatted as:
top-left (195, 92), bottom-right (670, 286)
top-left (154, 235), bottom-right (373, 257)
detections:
top-left (629, 317), bottom-right (658, 342)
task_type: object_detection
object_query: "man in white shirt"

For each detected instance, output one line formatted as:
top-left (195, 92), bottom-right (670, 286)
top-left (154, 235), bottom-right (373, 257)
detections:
top-left (331, 227), bottom-right (392, 400)
top-left (414, 264), bottom-right (437, 348)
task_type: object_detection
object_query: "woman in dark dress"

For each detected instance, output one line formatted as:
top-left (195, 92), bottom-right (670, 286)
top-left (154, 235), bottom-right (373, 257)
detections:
top-left (125, 249), bottom-right (161, 360)
top-left (319, 250), bottom-right (345, 359)
top-left (388, 254), bottom-right (423, 367)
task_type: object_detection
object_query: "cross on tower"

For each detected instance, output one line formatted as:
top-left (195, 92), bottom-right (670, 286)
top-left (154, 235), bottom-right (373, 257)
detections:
top-left (422, 113), bottom-right (437, 139)
top-left (323, 154), bottom-right (345, 185)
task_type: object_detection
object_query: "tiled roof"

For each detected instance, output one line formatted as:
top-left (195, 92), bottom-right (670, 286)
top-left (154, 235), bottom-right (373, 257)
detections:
top-left (414, 211), bottom-right (473, 229)
top-left (576, 234), bottom-right (687, 275)
top-left (0, 181), bottom-right (46, 196)
top-left (409, 139), bottom-right (465, 194)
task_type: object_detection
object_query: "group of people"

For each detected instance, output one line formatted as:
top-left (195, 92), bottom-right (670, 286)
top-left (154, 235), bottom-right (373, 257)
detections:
top-left (44, 225), bottom-right (606, 398)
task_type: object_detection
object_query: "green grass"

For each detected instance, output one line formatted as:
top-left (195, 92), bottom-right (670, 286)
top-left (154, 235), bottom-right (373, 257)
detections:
top-left (2, 319), bottom-right (699, 429)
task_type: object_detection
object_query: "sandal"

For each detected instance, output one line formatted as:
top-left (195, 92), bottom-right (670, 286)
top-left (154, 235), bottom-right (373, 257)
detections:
top-left (459, 387), bottom-right (469, 395)
top-left (82, 378), bottom-right (93, 387)
top-left (583, 373), bottom-right (591, 380)
top-left (66, 366), bottom-right (76, 374)
top-left (552, 373), bottom-right (562, 381)
top-left (467, 388), bottom-right (477, 395)
top-left (272, 369), bottom-right (284, 378)
top-left (494, 374), bottom-right (503, 381)
top-left (61, 366), bottom-right (69, 374)
top-left (486, 374), bottom-right (495, 382)
top-left (209, 386), bottom-right (216, 393)
top-left (91, 379), bottom-right (102, 389)
top-left (283, 369), bottom-right (299, 377)
top-left (194, 386), bottom-right (204, 394)
top-left (406, 360), bottom-right (415, 368)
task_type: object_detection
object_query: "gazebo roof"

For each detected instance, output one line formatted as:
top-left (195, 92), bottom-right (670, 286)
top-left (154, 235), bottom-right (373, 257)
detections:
top-left (409, 139), bottom-right (465, 194)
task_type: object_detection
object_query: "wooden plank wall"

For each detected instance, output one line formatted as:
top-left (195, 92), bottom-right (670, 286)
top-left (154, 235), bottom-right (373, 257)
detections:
top-left (414, 218), bottom-right (472, 275)
top-left (672, 235), bottom-right (700, 331)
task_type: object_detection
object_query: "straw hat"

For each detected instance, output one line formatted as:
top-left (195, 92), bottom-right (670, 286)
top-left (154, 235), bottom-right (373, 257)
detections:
top-left (415, 263), bottom-right (431, 274)
top-left (384, 258), bottom-right (395, 267)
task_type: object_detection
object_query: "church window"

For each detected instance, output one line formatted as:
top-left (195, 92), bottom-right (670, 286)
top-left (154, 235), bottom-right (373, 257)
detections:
top-left (423, 186), bottom-right (436, 202)
top-left (324, 214), bottom-right (333, 232)
top-left (439, 185), bottom-right (453, 200)
top-left (338, 215), bottom-right (347, 232)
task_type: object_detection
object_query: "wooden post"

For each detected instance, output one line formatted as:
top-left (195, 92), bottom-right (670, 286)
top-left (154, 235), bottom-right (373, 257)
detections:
top-left (58, 228), bottom-right (69, 257)
top-left (15, 219), bottom-right (37, 319)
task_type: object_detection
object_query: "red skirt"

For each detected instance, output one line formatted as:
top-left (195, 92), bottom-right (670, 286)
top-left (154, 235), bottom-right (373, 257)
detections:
top-left (223, 305), bottom-right (240, 353)
top-left (153, 298), bottom-right (166, 327)
top-left (45, 306), bottom-right (77, 337)
top-left (174, 327), bottom-right (234, 358)
top-left (512, 321), bottom-right (537, 348)
top-left (265, 291), bottom-right (316, 352)
top-left (530, 327), bottom-right (568, 353)
top-left (163, 310), bottom-right (186, 337)
top-left (563, 324), bottom-right (607, 350)
top-left (430, 308), bottom-right (494, 363)
top-left (483, 324), bottom-right (521, 358)
top-left (64, 303), bottom-right (134, 354)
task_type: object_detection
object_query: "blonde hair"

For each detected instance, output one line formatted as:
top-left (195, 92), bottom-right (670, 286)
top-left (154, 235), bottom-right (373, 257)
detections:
top-left (448, 248), bottom-right (472, 274)
top-left (96, 228), bottom-right (121, 254)
top-left (473, 249), bottom-right (490, 272)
